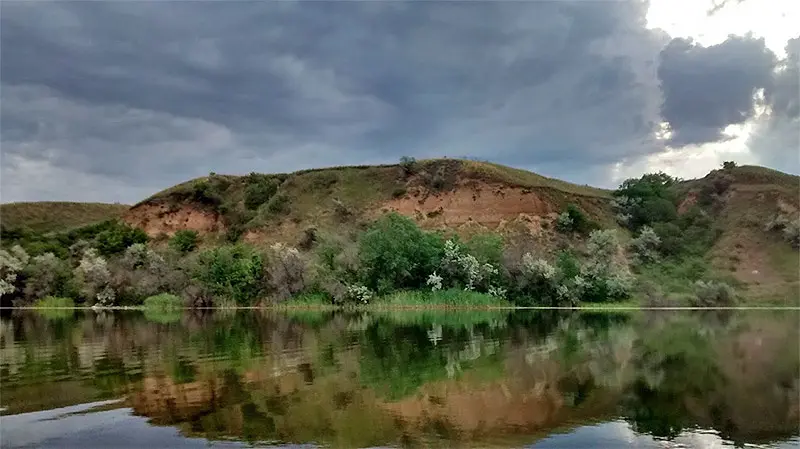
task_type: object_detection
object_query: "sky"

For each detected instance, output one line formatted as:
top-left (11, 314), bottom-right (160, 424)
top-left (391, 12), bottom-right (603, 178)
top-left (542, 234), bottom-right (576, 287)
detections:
top-left (1, 0), bottom-right (798, 204)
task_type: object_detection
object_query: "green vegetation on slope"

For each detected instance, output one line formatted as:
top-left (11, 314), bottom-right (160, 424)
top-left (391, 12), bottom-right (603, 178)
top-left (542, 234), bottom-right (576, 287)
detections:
top-left (0, 202), bottom-right (129, 233)
top-left (133, 159), bottom-right (616, 245)
top-left (1, 160), bottom-right (797, 308)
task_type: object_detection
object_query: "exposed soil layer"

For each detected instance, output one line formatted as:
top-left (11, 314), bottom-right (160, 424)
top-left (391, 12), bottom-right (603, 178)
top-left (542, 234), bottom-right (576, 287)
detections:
top-left (123, 202), bottom-right (224, 237)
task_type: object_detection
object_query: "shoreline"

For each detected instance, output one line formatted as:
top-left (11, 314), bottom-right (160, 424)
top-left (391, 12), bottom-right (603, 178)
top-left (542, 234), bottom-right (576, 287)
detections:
top-left (6, 305), bottom-right (800, 311)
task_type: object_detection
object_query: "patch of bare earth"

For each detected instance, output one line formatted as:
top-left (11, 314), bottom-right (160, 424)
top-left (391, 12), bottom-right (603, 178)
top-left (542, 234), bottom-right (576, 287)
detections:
top-left (383, 181), bottom-right (558, 230)
top-left (123, 203), bottom-right (224, 237)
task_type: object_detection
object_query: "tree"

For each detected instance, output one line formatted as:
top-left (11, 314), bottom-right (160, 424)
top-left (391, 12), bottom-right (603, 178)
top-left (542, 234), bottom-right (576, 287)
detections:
top-left (613, 173), bottom-right (679, 231)
top-left (358, 213), bottom-right (444, 294)
top-left (194, 244), bottom-right (265, 305)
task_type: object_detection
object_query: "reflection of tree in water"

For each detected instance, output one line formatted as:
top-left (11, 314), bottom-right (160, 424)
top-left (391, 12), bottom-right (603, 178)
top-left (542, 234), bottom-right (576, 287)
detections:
top-left (621, 312), bottom-right (800, 445)
top-left (623, 318), bottom-right (726, 439)
top-left (1, 309), bottom-right (798, 447)
top-left (358, 318), bottom-right (507, 400)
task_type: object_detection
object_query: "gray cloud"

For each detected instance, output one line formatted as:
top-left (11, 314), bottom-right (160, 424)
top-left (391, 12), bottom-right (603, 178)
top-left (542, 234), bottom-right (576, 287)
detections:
top-left (747, 37), bottom-right (800, 173)
top-left (0, 1), bottom-right (793, 203)
top-left (657, 35), bottom-right (777, 146)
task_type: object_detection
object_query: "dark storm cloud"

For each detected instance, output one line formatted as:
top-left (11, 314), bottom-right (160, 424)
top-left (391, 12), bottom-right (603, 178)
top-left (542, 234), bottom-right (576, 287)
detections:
top-left (0, 1), bottom-right (787, 202)
top-left (657, 35), bottom-right (777, 146)
top-left (747, 37), bottom-right (800, 173)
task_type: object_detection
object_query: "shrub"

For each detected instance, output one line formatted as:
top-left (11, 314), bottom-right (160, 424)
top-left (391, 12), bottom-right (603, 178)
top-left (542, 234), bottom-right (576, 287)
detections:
top-left (112, 246), bottom-right (188, 305)
top-left (783, 219), bottom-right (800, 248)
top-left (266, 192), bottom-right (290, 215)
top-left (143, 293), bottom-right (184, 311)
top-left (358, 213), bottom-right (444, 294)
top-left (23, 253), bottom-right (76, 301)
top-left (0, 245), bottom-right (29, 296)
top-left (170, 230), bottom-right (199, 253)
top-left (722, 161), bottom-right (737, 170)
top-left (94, 222), bottom-right (149, 256)
top-left (399, 156), bottom-right (417, 176)
top-left (298, 227), bottom-right (317, 251)
top-left (244, 174), bottom-right (279, 210)
top-left (194, 244), bottom-right (265, 305)
top-left (556, 204), bottom-right (596, 234)
top-left (439, 239), bottom-right (499, 292)
top-left (555, 212), bottom-right (574, 233)
top-left (392, 187), bottom-right (407, 198)
top-left (691, 280), bottom-right (736, 307)
top-left (332, 198), bottom-right (352, 219)
top-left (75, 248), bottom-right (115, 306)
top-left (581, 230), bottom-right (633, 302)
top-left (342, 284), bottom-right (373, 305)
top-left (266, 243), bottom-right (309, 302)
top-left (629, 226), bottom-right (661, 264)
top-left (766, 214), bottom-right (800, 248)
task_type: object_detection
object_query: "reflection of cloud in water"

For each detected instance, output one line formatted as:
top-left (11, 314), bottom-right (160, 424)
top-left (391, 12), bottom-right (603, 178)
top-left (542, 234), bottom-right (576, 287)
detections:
top-left (0, 400), bottom-right (309, 449)
top-left (530, 420), bottom-right (800, 449)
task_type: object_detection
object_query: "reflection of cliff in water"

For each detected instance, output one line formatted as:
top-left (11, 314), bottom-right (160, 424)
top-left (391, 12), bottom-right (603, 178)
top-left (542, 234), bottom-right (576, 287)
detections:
top-left (1, 310), bottom-right (798, 447)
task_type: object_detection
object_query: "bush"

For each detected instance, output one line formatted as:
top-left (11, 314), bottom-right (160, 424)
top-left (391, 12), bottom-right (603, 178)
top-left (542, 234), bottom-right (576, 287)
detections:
top-left (555, 212), bottom-right (574, 233)
top-left (464, 233), bottom-right (504, 267)
top-left (0, 245), bottom-right (29, 296)
top-left (358, 213), bottom-right (444, 294)
top-left (722, 161), bottom-right (737, 170)
top-left (556, 204), bottom-right (596, 234)
top-left (170, 230), bottom-right (199, 253)
top-left (194, 244), bottom-right (265, 305)
top-left (392, 187), bottom-right (407, 198)
top-left (266, 243), bottom-right (309, 302)
top-left (244, 174), bottom-right (279, 210)
top-left (266, 192), bottom-right (290, 215)
top-left (691, 280), bottom-right (736, 307)
top-left (112, 246), bottom-right (189, 305)
top-left (580, 230), bottom-right (633, 303)
top-left (399, 156), bottom-right (417, 176)
top-left (23, 253), bottom-right (76, 302)
top-left (439, 239), bottom-right (499, 292)
top-left (94, 222), bottom-right (149, 256)
top-left (143, 293), bottom-right (184, 311)
top-left (75, 248), bottom-right (115, 306)
top-left (629, 226), bottom-right (661, 264)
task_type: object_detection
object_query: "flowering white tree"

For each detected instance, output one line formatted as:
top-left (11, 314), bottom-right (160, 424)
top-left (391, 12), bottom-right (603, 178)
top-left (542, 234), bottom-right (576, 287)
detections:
top-left (440, 239), bottom-right (498, 291)
top-left (75, 248), bottom-right (115, 306)
top-left (582, 230), bottom-right (633, 301)
top-left (267, 243), bottom-right (308, 301)
top-left (629, 226), bottom-right (661, 264)
top-left (0, 246), bottom-right (29, 296)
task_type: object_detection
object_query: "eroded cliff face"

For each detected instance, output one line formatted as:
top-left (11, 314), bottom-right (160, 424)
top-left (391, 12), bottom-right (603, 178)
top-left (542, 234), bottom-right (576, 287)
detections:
top-left (382, 181), bottom-right (558, 228)
top-left (123, 202), bottom-right (224, 237)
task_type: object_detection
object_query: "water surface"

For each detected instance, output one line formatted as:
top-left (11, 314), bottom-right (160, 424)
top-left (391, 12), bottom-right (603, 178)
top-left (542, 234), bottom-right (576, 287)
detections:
top-left (1, 309), bottom-right (798, 448)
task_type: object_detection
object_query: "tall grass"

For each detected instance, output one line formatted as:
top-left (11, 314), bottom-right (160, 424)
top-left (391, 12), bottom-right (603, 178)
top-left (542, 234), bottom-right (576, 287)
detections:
top-left (377, 289), bottom-right (511, 307)
top-left (142, 293), bottom-right (184, 311)
top-left (33, 297), bottom-right (75, 308)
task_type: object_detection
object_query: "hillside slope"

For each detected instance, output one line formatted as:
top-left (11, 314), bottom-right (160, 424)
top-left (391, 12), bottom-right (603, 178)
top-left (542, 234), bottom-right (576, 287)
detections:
top-left (124, 159), bottom-right (615, 247)
top-left (676, 165), bottom-right (799, 301)
top-left (0, 202), bottom-right (129, 233)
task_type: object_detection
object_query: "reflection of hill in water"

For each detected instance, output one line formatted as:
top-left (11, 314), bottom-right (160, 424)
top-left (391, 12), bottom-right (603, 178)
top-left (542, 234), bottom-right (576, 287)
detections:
top-left (1, 310), bottom-right (798, 447)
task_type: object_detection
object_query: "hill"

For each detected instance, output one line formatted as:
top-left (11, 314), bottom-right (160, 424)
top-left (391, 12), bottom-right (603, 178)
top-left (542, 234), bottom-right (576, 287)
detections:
top-left (2, 160), bottom-right (796, 305)
top-left (674, 165), bottom-right (799, 301)
top-left (124, 159), bottom-right (615, 248)
top-left (0, 202), bottom-right (129, 233)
